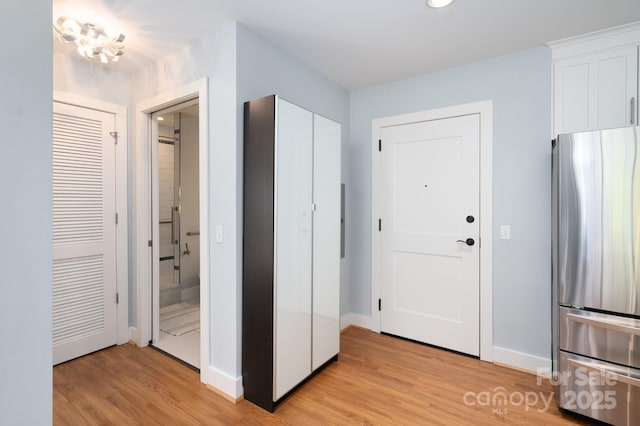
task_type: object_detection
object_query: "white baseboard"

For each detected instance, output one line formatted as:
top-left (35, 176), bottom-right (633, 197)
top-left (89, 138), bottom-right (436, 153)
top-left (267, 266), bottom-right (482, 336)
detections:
top-left (181, 285), bottom-right (199, 301)
top-left (340, 313), bottom-right (373, 331)
top-left (128, 327), bottom-right (139, 344)
top-left (493, 346), bottom-right (551, 373)
top-left (203, 366), bottom-right (243, 400)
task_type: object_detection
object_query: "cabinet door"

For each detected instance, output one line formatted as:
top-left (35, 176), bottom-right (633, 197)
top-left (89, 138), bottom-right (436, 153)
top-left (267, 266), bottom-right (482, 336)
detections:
top-left (274, 98), bottom-right (313, 400)
top-left (312, 115), bottom-right (341, 371)
top-left (553, 46), bottom-right (638, 135)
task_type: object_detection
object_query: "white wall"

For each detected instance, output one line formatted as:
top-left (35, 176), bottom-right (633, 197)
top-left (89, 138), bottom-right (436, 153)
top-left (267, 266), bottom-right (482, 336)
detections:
top-left (0, 0), bottom-right (52, 423)
top-left (236, 25), bottom-right (352, 316)
top-left (54, 51), bottom-right (132, 106)
top-left (349, 47), bottom-right (553, 364)
top-left (130, 18), bottom-right (241, 395)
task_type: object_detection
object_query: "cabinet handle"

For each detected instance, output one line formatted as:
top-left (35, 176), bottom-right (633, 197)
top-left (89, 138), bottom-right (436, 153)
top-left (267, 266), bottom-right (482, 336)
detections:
top-left (632, 97), bottom-right (637, 125)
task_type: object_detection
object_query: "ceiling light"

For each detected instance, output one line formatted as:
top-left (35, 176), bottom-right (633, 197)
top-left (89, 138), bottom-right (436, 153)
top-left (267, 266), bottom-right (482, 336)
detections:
top-left (427, 0), bottom-right (455, 8)
top-left (54, 16), bottom-right (125, 63)
top-left (157, 117), bottom-right (165, 121)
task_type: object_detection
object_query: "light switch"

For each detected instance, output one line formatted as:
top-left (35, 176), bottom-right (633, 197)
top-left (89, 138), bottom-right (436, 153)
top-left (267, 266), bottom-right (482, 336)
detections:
top-left (216, 225), bottom-right (224, 243)
top-left (500, 225), bottom-right (511, 240)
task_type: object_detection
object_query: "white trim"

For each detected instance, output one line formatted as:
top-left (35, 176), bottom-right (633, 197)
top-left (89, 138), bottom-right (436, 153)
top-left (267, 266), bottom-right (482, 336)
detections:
top-left (129, 327), bottom-right (139, 343)
top-left (134, 79), bottom-right (210, 386)
top-left (370, 100), bottom-right (493, 362)
top-left (547, 21), bottom-right (640, 60)
top-left (340, 313), bottom-right (373, 331)
top-left (493, 346), bottom-right (551, 373)
top-left (53, 91), bottom-right (129, 346)
top-left (204, 366), bottom-right (243, 399)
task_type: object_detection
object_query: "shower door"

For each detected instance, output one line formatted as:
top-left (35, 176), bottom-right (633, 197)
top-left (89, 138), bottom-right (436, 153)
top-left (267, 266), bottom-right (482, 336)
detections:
top-left (158, 114), bottom-right (182, 309)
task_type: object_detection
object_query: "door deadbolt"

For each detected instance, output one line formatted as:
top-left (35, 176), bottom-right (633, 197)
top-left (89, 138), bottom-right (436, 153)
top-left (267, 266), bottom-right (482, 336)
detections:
top-left (466, 215), bottom-right (475, 223)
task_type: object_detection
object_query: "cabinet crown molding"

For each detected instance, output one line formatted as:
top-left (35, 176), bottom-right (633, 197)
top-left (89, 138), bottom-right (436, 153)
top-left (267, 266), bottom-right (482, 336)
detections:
top-left (548, 21), bottom-right (640, 60)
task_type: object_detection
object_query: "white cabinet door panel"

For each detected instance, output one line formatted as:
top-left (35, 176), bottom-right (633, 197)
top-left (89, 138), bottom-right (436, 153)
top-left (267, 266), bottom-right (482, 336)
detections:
top-left (554, 46), bottom-right (638, 135)
top-left (274, 99), bottom-right (313, 400)
top-left (311, 114), bottom-right (341, 371)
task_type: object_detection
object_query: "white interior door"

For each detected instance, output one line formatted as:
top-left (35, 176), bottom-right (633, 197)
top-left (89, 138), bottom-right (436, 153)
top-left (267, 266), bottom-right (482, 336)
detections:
top-left (379, 114), bottom-right (480, 356)
top-left (52, 102), bottom-right (117, 365)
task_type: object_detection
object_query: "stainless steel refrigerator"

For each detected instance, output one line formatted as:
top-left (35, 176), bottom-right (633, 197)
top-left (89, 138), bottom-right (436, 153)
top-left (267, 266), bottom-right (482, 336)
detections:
top-left (552, 126), bottom-right (640, 425)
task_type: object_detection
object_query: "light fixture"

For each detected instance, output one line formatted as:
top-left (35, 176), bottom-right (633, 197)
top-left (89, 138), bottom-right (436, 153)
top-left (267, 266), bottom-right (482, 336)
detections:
top-left (427, 0), bottom-right (455, 8)
top-left (157, 117), bottom-right (165, 121)
top-left (54, 16), bottom-right (125, 63)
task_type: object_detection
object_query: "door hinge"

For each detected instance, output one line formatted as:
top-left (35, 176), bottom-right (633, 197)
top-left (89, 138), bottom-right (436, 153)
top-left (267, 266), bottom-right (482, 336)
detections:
top-left (378, 298), bottom-right (382, 311)
top-left (174, 129), bottom-right (181, 135)
top-left (115, 213), bottom-right (119, 224)
top-left (378, 218), bottom-right (382, 232)
top-left (109, 131), bottom-right (119, 145)
top-left (378, 139), bottom-right (382, 152)
top-left (116, 292), bottom-right (119, 304)
top-left (148, 240), bottom-right (153, 247)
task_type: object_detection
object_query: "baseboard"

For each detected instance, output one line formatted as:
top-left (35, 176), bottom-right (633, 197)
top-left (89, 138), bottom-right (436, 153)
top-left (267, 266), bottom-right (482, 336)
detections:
top-left (203, 366), bottom-right (243, 401)
top-left (340, 313), bottom-right (373, 331)
top-left (493, 346), bottom-right (551, 374)
top-left (206, 384), bottom-right (244, 404)
top-left (129, 327), bottom-right (139, 344)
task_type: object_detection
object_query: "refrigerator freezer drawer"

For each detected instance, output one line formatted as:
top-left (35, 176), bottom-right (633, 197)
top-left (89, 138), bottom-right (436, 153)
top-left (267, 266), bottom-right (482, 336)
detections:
top-left (559, 307), bottom-right (640, 369)
top-left (558, 351), bottom-right (640, 426)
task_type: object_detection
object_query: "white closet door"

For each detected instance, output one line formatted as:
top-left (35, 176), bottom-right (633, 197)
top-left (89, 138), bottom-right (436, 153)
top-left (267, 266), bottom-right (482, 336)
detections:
top-left (52, 102), bottom-right (117, 365)
top-left (274, 98), bottom-right (313, 400)
top-left (312, 115), bottom-right (341, 371)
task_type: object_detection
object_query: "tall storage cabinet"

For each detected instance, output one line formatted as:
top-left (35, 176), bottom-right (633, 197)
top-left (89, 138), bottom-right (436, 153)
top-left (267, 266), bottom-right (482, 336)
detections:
top-left (242, 95), bottom-right (341, 412)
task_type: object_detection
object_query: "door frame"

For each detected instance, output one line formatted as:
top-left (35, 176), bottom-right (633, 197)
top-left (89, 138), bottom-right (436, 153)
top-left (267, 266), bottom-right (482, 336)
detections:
top-left (133, 78), bottom-right (209, 380)
top-left (371, 100), bottom-right (493, 362)
top-left (53, 90), bottom-right (129, 346)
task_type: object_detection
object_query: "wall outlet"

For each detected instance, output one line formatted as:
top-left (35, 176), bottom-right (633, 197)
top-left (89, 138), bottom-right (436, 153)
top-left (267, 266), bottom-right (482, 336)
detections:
top-left (215, 225), bottom-right (224, 243)
top-left (500, 225), bottom-right (511, 240)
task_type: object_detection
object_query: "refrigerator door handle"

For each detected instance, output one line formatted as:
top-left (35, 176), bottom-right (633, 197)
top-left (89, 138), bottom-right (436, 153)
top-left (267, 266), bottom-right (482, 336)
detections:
top-left (566, 358), bottom-right (640, 388)
top-left (632, 96), bottom-right (636, 125)
top-left (567, 312), bottom-right (640, 336)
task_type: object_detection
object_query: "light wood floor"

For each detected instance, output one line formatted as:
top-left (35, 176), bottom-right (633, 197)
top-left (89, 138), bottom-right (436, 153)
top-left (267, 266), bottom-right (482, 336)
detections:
top-left (54, 327), bottom-right (596, 425)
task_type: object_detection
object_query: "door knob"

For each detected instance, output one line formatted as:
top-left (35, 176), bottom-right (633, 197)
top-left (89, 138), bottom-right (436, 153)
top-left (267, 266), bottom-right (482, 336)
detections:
top-left (457, 238), bottom-right (475, 246)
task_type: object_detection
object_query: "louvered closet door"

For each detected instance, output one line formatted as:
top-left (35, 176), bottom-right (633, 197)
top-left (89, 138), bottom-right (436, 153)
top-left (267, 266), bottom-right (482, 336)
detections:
top-left (52, 102), bottom-right (117, 365)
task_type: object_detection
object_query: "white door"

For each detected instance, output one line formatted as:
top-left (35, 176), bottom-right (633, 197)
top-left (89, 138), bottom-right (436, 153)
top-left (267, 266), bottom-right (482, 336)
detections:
top-left (52, 102), bottom-right (117, 365)
top-left (379, 114), bottom-right (480, 356)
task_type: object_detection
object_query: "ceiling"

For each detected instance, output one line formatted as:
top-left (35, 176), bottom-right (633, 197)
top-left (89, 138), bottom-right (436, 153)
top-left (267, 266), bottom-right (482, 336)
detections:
top-left (53, 0), bottom-right (640, 90)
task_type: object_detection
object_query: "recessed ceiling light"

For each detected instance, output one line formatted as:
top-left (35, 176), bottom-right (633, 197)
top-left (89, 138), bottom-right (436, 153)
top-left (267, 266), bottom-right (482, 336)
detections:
top-left (157, 117), bottom-right (164, 121)
top-left (427, 0), bottom-right (455, 8)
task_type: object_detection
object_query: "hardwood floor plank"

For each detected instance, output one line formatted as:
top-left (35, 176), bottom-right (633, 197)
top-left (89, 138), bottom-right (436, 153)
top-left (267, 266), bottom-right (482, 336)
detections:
top-left (54, 327), bottom-right (597, 425)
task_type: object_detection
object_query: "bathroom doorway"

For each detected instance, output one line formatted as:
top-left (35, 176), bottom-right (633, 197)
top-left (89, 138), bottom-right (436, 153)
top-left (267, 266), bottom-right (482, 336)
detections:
top-left (151, 101), bottom-right (200, 369)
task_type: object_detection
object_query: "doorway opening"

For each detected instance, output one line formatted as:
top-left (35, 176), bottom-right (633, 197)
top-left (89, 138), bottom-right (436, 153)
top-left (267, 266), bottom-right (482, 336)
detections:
top-left (151, 101), bottom-right (200, 369)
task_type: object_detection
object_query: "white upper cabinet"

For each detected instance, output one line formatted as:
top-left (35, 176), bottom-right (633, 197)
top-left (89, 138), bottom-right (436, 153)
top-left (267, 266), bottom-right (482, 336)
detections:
top-left (550, 23), bottom-right (640, 136)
